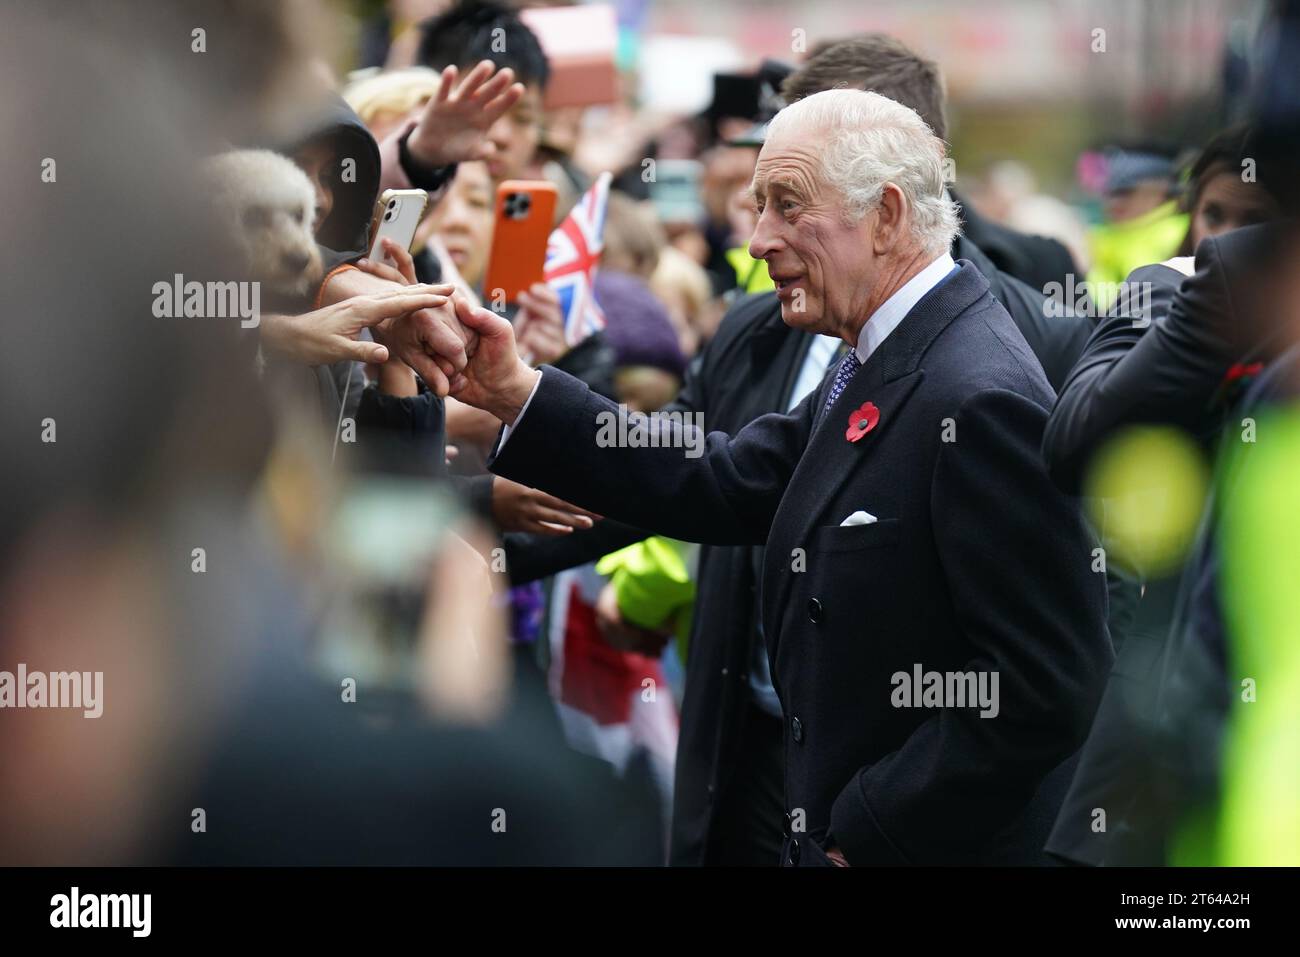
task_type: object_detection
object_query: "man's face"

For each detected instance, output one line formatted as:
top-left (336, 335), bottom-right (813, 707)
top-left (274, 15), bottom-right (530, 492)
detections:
top-left (290, 140), bottom-right (336, 236)
top-left (747, 123), bottom-right (878, 337)
top-left (1190, 169), bottom-right (1280, 248)
top-left (484, 83), bottom-right (543, 183)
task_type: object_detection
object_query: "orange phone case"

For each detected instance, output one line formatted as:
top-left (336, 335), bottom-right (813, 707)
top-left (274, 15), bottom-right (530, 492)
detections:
top-left (483, 181), bottom-right (558, 304)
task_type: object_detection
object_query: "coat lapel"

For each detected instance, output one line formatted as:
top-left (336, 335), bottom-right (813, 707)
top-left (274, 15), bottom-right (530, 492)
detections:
top-left (761, 261), bottom-right (992, 657)
top-left (762, 352), bottom-right (924, 643)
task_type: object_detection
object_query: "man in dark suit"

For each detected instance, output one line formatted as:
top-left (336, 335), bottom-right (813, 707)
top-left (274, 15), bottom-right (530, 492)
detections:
top-left (448, 89), bottom-right (1112, 865)
top-left (502, 35), bottom-right (1098, 865)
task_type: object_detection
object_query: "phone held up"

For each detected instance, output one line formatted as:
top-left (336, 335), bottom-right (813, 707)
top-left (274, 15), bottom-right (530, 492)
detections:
top-left (368, 188), bottom-right (429, 266)
top-left (482, 180), bottom-right (558, 306)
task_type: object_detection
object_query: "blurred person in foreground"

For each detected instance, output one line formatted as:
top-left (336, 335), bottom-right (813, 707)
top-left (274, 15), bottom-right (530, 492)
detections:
top-left (0, 0), bottom-right (657, 867)
top-left (1042, 121), bottom-right (1292, 864)
top-left (450, 89), bottom-right (1112, 866)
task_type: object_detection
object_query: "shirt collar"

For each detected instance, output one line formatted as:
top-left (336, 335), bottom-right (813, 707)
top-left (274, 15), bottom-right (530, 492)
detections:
top-left (854, 253), bottom-right (956, 363)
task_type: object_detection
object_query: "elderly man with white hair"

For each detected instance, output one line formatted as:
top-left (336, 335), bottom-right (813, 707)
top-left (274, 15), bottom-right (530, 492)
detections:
top-left (446, 89), bottom-right (1112, 866)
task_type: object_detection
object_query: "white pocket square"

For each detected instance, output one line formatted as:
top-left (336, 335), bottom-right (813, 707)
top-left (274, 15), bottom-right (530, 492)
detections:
top-left (839, 510), bottom-right (878, 527)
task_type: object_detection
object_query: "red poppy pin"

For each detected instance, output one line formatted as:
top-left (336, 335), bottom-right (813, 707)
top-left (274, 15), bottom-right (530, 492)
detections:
top-left (845, 401), bottom-right (880, 443)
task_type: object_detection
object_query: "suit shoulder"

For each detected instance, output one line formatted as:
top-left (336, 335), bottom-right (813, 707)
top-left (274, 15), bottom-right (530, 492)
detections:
top-left (923, 297), bottom-right (1056, 411)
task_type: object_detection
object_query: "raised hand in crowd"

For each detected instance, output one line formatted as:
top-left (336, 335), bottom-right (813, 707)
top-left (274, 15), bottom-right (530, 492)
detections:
top-left (259, 287), bottom-right (454, 367)
top-left (406, 59), bottom-right (525, 169)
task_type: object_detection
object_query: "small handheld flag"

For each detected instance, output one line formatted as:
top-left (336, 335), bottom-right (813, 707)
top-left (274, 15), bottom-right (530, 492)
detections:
top-left (544, 171), bottom-right (612, 346)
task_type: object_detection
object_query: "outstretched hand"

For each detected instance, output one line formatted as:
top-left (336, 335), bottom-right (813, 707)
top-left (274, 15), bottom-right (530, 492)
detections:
top-left (260, 287), bottom-right (454, 367)
top-left (447, 296), bottom-right (540, 423)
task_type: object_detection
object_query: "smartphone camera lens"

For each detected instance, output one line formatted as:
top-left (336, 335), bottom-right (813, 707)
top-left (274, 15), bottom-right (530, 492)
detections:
top-left (504, 192), bottom-right (531, 220)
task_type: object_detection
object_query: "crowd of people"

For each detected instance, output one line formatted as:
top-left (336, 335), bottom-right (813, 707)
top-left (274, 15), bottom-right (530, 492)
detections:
top-left (4, 0), bottom-right (1299, 869)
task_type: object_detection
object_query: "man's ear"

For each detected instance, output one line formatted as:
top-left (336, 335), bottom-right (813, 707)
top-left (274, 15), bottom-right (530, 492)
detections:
top-left (872, 183), bottom-right (909, 256)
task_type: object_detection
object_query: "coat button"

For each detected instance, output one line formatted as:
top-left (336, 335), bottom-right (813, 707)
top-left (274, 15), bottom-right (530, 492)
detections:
top-left (791, 716), bottom-right (804, 743)
top-left (788, 839), bottom-right (801, 865)
top-left (807, 598), bottom-right (823, 622)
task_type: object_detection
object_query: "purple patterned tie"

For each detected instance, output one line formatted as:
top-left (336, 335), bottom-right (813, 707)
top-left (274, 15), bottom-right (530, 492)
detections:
top-left (822, 349), bottom-right (861, 417)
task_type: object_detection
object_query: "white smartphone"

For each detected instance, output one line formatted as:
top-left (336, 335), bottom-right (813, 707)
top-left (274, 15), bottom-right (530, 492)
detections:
top-left (367, 188), bottom-right (429, 264)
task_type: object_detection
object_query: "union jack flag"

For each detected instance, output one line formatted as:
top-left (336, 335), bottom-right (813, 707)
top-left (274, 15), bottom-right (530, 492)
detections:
top-left (544, 172), bottom-right (611, 346)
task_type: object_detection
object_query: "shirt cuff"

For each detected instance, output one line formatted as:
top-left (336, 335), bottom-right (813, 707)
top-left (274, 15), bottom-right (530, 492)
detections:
top-left (497, 369), bottom-right (544, 448)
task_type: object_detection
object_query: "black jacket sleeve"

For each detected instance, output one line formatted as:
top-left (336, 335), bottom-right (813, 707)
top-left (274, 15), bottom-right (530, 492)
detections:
top-left (1040, 226), bottom-right (1284, 495)
top-left (447, 474), bottom-right (495, 524)
top-left (353, 380), bottom-right (447, 479)
top-left (497, 299), bottom-right (733, 583)
top-left (955, 236), bottom-right (1094, 393)
top-left (490, 366), bottom-right (811, 547)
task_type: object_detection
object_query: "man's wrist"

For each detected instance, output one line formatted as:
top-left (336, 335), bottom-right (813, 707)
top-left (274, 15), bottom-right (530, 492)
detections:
top-left (491, 366), bottom-right (542, 425)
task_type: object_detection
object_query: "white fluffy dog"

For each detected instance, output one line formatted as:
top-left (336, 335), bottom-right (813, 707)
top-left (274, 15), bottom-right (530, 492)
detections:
top-left (204, 149), bottom-right (323, 302)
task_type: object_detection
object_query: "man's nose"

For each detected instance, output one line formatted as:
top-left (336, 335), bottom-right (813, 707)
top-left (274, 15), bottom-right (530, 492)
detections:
top-left (487, 115), bottom-right (511, 147)
top-left (748, 207), bottom-right (778, 261)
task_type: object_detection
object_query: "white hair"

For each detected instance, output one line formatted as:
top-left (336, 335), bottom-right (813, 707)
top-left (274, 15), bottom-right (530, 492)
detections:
top-left (768, 88), bottom-right (960, 256)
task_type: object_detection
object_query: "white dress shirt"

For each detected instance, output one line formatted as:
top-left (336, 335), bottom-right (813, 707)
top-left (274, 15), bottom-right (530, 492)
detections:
top-left (852, 252), bottom-right (956, 364)
top-left (787, 334), bottom-right (842, 411)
